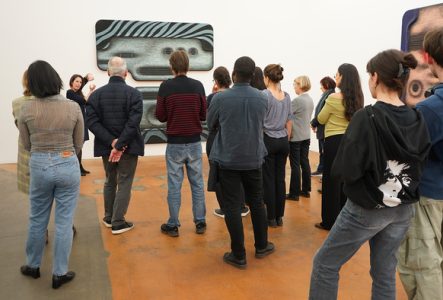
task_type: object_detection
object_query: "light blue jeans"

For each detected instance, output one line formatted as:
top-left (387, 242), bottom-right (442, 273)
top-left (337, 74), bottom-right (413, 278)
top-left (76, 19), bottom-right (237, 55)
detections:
top-left (165, 142), bottom-right (206, 226)
top-left (26, 152), bottom-right (80, 276)
top-left (309, 200), bottom-right (414, 300)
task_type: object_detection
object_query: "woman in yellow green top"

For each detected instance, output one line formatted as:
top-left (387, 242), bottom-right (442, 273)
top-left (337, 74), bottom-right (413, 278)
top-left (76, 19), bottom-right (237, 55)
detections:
top-left (315, 63), bottom-right (364, 230)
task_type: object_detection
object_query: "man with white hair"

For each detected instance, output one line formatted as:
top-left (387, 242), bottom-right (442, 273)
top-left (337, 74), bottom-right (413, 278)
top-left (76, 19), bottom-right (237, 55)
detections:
top-left (86, 56), bottom-right (144, 235)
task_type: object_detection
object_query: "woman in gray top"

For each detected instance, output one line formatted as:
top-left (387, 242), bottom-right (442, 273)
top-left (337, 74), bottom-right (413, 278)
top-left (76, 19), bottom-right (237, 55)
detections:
top-left (18, 60), bottom-right (84, 289)
top-left (287, 76), bottom-right (314, 200)
top-left (262, 64), bottom-right (293, 227)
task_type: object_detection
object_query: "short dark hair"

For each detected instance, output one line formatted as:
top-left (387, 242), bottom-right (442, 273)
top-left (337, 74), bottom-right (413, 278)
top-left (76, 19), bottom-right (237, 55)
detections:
top-left (213, 66), bottom-right (232, 88)
top-left (424, 27), bottom-right (443, 67)
top-left (27, 60), bottom-right (63, 98)
top-left (233, 56), bottom-right (255, 83)
top-left (366, 49), bottom-right (417, 95)
top-left (264, 64), bottom-right (284, 83)
top-left (169, 50), bottom-right (189, 74)
top-left (320, 76), bottom-right (336, 90)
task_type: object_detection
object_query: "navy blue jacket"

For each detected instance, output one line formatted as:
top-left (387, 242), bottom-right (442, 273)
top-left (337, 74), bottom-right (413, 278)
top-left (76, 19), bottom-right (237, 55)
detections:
top-left (416, 83), bottom-right (443, 199)
top-left (86, 76), bottom-right (144, 157)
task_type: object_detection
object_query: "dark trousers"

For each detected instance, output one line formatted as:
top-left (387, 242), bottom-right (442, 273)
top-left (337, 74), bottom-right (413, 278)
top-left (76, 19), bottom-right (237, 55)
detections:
top-left (207, 160), bottom-right (246, 211)
top-left (218, 168), bottom-right (268, 258)
top-left (317, 139), bottom-right (325, 172)
top-left (321, 134), bottom-right (346, 229)
top-left (102, 153), bottom-right (138, 226)
top-left (263, 134), bottom-right (289, 220)
top-left (289, 139), bottom-right (311, 195)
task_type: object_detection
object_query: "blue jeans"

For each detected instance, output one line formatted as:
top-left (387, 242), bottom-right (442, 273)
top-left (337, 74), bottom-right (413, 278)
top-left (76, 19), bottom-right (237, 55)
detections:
top-left (166, 142), bottom-right (206, 226)
top-left (26, 152), bottom-right (80, 276)
top-left (309, 200), bottom-right (414, 300)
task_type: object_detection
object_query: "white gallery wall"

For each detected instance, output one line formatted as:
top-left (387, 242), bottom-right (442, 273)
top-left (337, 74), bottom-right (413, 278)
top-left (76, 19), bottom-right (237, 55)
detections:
top-left (0, 0), bottom-right (438, 163)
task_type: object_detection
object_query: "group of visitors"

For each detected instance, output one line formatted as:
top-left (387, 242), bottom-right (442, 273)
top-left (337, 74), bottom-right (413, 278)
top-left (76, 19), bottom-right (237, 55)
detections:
top-left (12, 27), bottom-right (443, 299)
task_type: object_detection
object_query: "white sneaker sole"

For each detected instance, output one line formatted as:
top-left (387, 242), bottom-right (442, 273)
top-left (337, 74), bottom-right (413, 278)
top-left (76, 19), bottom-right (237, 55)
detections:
top-left (112, 224), bottom-right (134, 235)
top-left (102, 220), bottom-right (112, 228)
top-left (213, 211), bottom-right (225, 218)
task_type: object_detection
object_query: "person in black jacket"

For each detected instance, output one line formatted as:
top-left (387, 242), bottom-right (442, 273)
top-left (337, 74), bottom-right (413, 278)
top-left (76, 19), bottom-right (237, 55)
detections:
top-left (66, 73), bottom-right (96, 175)
top-left (309, 49), bottom-right (431, 300)
top-left (86, 57), bottom-right (144, 235)
top-left (310, 77), bottom-right (335, 176)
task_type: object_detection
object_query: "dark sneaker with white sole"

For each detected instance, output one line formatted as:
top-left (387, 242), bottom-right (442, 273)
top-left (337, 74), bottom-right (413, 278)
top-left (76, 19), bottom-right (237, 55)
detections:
top-left (213, 208), bottom-right (225, 218)
top-left (102, 218), bottom-right (112, 228)
top-left (161, 224), bottom-right (179, 237)
top-left (241, 206), bottom-right (250, 217)
top-left (111, 222), bottom-right (134, 235)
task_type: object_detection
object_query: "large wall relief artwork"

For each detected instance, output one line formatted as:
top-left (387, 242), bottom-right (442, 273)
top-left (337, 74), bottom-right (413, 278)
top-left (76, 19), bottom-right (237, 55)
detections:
top-left (95, 19), bottom-right (213, 143)
top-left (401, 4), bottom-right (443, 106)
top-left (95, 19), bottom-right (214, 81)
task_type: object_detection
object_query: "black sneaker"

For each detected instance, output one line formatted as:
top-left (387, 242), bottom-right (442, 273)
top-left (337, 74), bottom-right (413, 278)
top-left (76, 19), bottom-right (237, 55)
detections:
top-left (111, 222), bottom-right (134, 235)
top-left (300, 191), bottom-right (311, 198)
top-left (102, 218), bottom-right (112, 228)
top-left (286, 193), bottom-right (299, 201)
top-left (223, 252), bottom-right (247, 269)
top-left (213, 208), bottom-right (225, 218)
top-left (161, 224), bottom-right (179, 237)
top-left (20, 265), bottom-right (40, 279)
top-left (276, 217), bottom-right (283, 226)
top-left (268, 219), bottom-right (278, 228)
top-left (195, 222), bottom-right (206, 234)
top-left (255, 242), bottom-right (275, 258)
top-left (241, 206), bottom-right (250, 217)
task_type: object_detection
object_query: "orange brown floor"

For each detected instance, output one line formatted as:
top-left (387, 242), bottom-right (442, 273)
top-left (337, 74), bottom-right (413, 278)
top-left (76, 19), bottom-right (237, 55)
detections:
top-left (0, 152), bottom-right (408, 299)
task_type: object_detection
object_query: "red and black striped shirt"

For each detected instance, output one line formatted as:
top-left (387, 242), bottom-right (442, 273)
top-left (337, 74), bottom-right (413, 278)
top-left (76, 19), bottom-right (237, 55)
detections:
top-left (156, 75), bottom-right (206, 143)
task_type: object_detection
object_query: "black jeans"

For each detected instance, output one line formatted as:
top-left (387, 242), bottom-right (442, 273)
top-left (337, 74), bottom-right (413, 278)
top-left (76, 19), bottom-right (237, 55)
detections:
top-left (289, 139), bottom-right (311, 195)
top-left (263, 134), bottom-right (289, 220)
top-left (321, 134), bottom-right (346, 229)
top-left (218, 168), bottom-right (268, 259)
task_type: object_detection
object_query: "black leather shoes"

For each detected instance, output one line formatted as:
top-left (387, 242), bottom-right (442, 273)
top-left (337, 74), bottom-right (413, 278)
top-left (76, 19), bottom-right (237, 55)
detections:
top-left (223, 252), bottom-right (247, 269)
top-left (20, 265), bottom-right (40, 279)
top-left (314, 223), bottom-right (330, 231)
top-left (52, 271), bottom-right (75, 289)
top-left (268, 219), bottom-right (278, 228)
top-left (255, 242), bottom-right (275, 258)
top-left (300, 191), bottom-right (311, 198)
top-left (286, 193), bottom-right (299, 201)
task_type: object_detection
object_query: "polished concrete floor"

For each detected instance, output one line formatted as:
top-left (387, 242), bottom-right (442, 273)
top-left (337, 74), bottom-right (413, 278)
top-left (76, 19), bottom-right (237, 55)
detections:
top-left (0, 152), bottom-right (408, 300)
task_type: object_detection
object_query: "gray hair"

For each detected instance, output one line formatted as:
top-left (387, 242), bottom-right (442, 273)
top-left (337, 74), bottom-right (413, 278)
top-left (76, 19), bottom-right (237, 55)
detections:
top-left (107, 57), bottom-right (127, 77)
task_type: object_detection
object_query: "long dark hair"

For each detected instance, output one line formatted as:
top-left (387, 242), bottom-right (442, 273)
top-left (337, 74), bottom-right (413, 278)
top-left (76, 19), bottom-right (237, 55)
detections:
top-left (337, 63), bottom-right (364, 121)
top-left (69, 74), bottom-right (85, 98)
